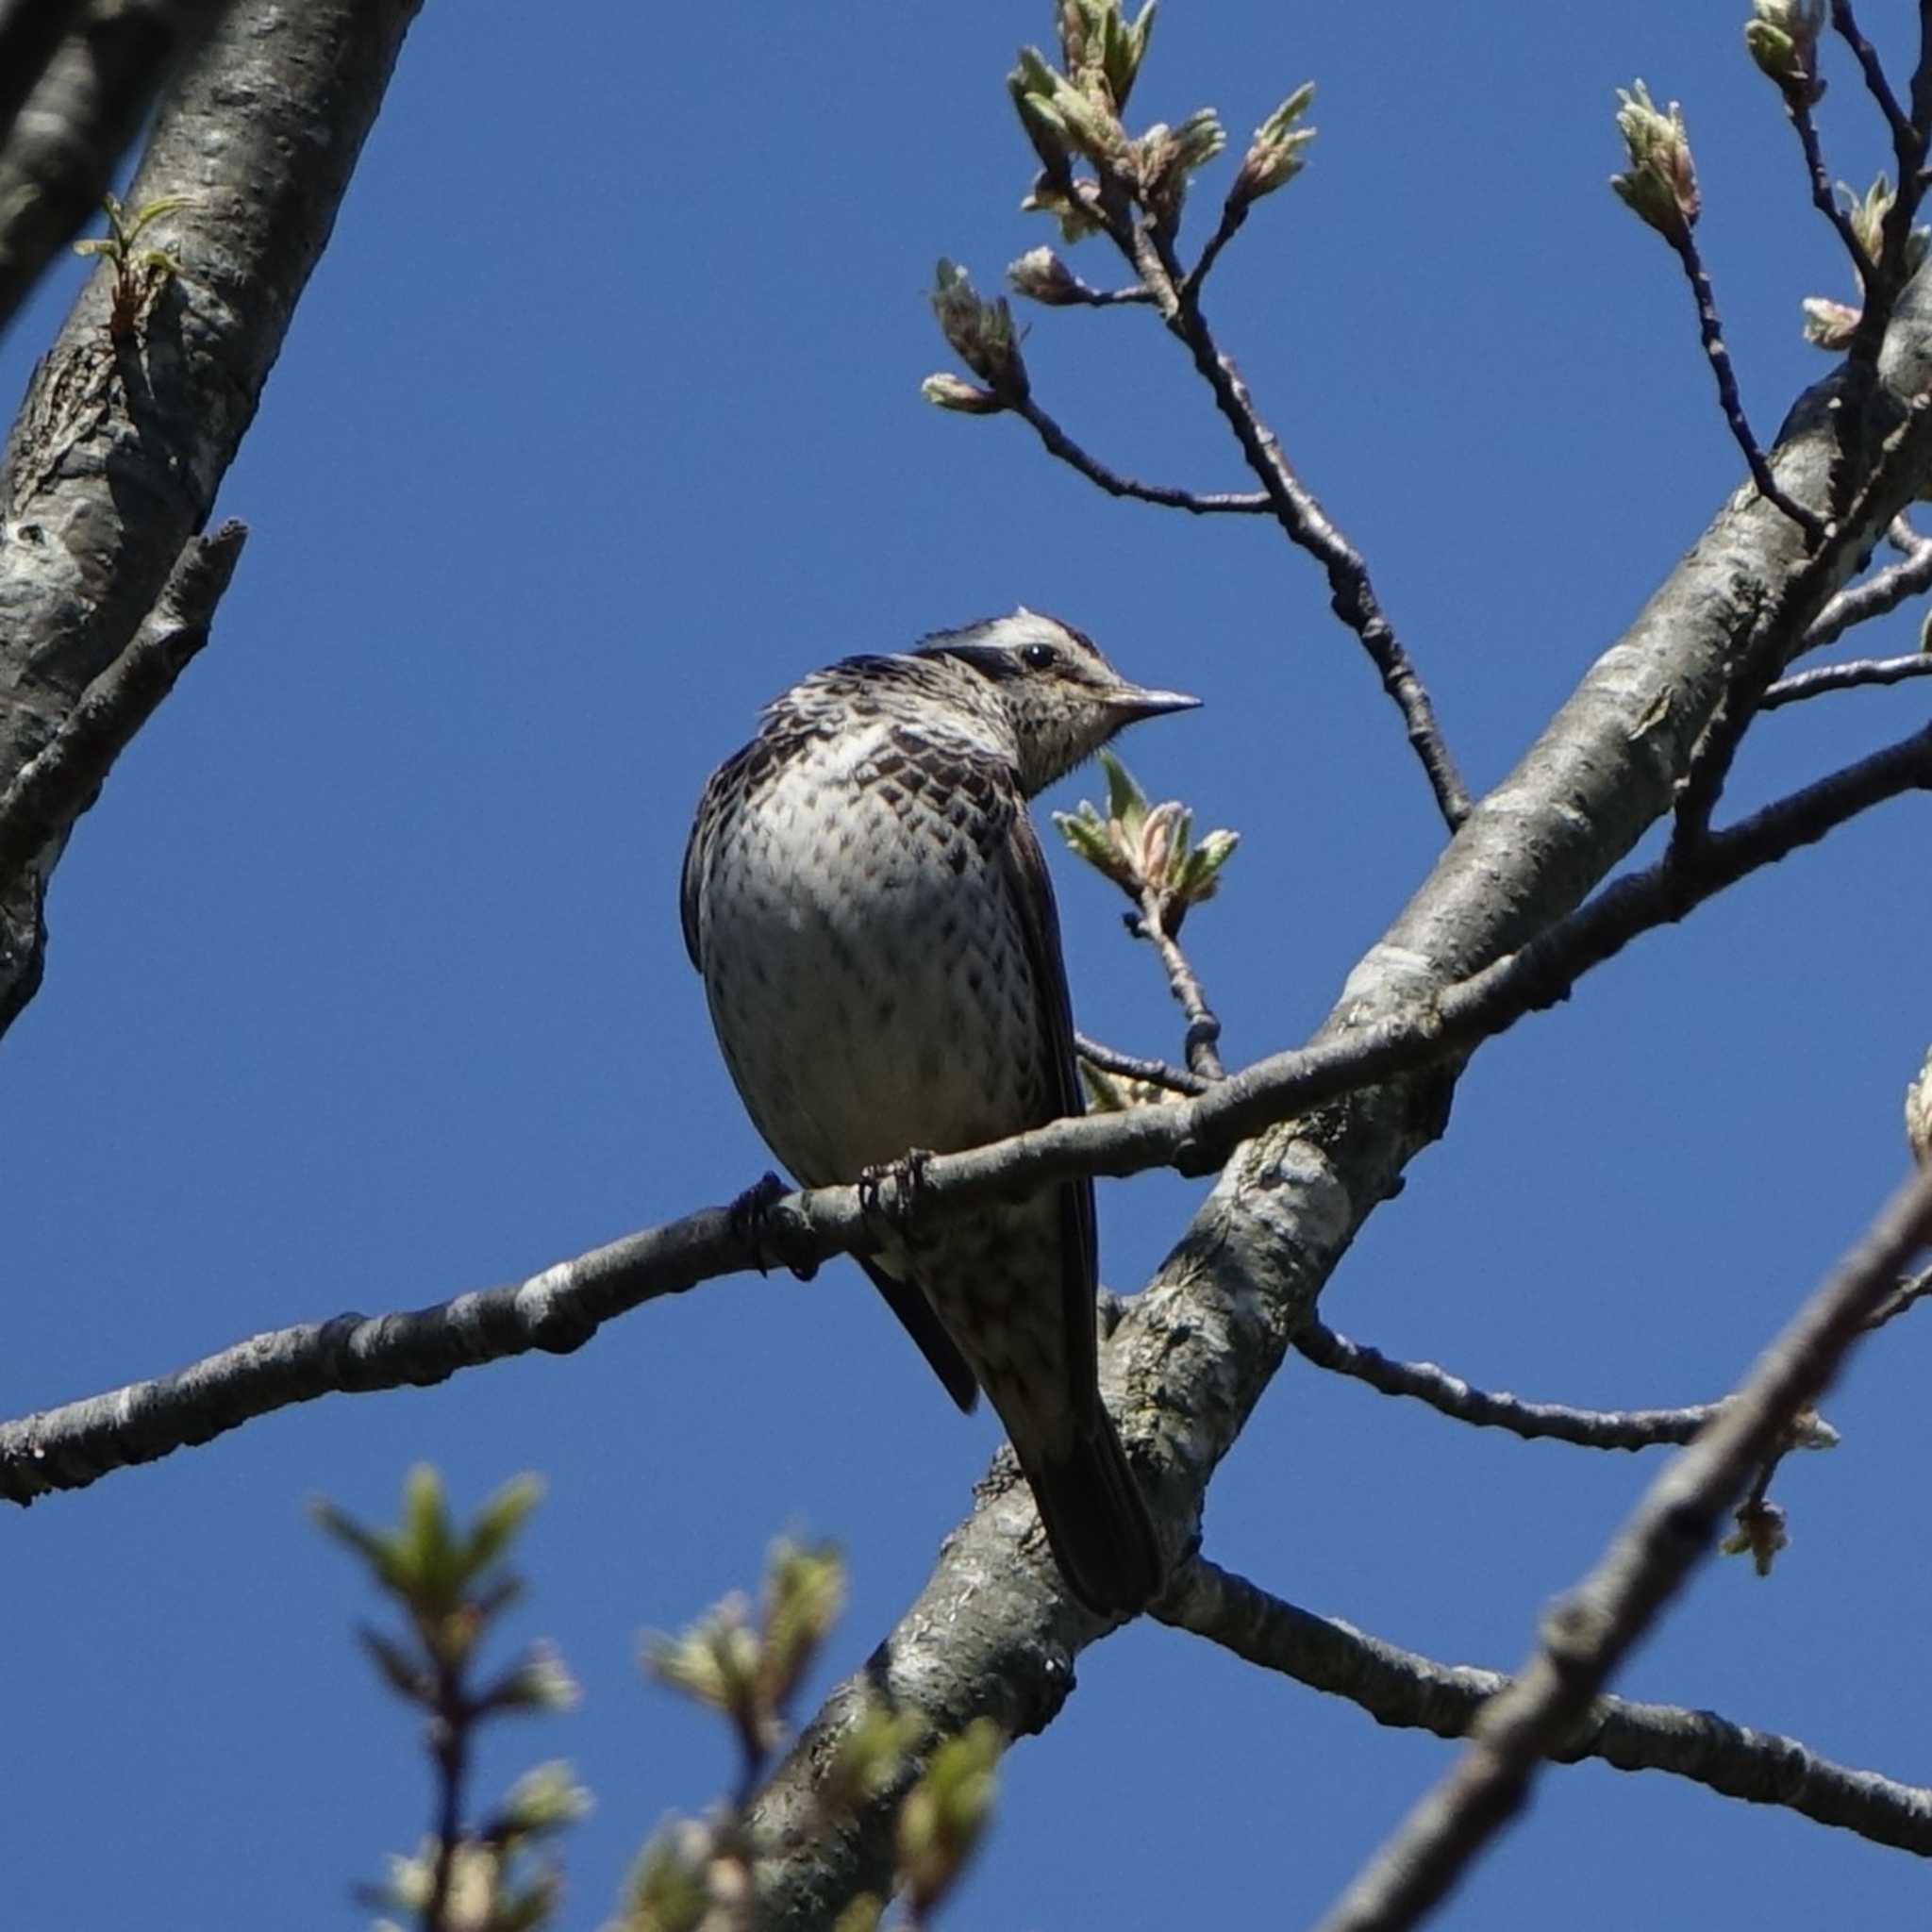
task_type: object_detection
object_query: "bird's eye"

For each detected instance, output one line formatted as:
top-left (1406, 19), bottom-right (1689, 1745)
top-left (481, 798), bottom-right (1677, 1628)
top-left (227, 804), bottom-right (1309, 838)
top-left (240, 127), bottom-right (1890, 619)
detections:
top-left (1022, 642), bottom-right (1058, 670)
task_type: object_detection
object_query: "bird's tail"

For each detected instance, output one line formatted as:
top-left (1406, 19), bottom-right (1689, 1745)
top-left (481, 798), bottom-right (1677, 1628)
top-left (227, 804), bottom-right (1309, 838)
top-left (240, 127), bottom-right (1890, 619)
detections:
top-left (1022, 1412), bottom-right (1166, 1617)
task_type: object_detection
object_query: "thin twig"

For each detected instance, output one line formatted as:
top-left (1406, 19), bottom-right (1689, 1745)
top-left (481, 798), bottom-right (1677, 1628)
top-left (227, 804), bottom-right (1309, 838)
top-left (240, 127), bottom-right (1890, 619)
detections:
top-left (1833, 1), bottom-right (1932, 371)
top-left (1762, 652), bottom-right (1932, 708)
top-left (1007, 391), bottom-right (1269, 514)
top-left (1132, 890), bottom-right (1224, 1081)
top-left (1073, 1033), bottom-right (1209, 1096)
top-left (2, 724), bottom-right (1926, 1506)
top-left (1864, 1258), bottom-right (1932, 1330)
top-left (1310, 1164), bottom-right (1932, 1932)
top-left (1293, 1321), bottom-right (1840, 1452)
top-left (1157, 1558), bottom-right (1932, 1857)
top-left (424, 1667), bottom-right (473, 1932)
top-left (0, 522), bottom-right (247, 891)
top-left (1782, 89), bottom-right (1877, 291)
top-left (1183, 196), bottom-right (1248, 300)
top-left (1666, 228), bottom-right (1825, 541)
top-left (1834, 0), bottom-right (1918, 153)
top-left (1803, 535), bottom-right (1932, 649)
top-left (1071, 175), bottom-right (1471, 833)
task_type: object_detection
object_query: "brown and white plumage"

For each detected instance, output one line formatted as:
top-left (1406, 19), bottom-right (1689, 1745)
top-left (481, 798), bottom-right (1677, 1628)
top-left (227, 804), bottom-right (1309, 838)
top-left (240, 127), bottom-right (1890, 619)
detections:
top-left (681, 609), bottom-right (1195, 1613)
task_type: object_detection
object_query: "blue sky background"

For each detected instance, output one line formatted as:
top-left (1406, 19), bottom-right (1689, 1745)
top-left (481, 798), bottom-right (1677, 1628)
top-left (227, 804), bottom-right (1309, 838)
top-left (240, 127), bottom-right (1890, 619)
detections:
top-left (3, 2), bottom-right (1930, 1924)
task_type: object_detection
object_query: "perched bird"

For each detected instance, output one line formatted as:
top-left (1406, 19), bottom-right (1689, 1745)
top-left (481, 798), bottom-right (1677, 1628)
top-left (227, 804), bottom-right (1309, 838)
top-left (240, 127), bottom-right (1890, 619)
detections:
top-left (681, 609), bottom-right (1197, 1614)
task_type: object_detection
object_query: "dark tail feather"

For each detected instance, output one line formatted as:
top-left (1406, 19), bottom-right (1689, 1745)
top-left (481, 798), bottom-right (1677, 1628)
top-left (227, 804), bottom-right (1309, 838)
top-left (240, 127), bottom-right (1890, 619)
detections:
top-left (1023, 1415), bottom-right (1165, 1616)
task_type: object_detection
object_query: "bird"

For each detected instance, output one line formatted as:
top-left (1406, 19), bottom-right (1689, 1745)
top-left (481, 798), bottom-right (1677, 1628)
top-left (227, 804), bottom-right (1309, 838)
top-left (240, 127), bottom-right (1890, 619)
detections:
top-left (680, 608), bottom-right (1198, 1615)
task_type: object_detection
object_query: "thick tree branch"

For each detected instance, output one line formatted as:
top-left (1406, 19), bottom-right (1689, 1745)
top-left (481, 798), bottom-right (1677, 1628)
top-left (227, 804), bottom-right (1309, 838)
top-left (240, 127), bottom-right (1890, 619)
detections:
top-left (0, 0), bottom-right (423, 1039)
top-left (1312, 1166), bottom-right (1932, 1932)
top-left (0, 521), bottom-right (245, 889)
top-left (0, 0), bottom-right (233, 337)
top-left (3, 719), bottom-right (1924, 1507)
top-left (1159, 1559), bottom-right (1932, 1857)
top-left (1292, 1321), bottom-right (1840, 1452)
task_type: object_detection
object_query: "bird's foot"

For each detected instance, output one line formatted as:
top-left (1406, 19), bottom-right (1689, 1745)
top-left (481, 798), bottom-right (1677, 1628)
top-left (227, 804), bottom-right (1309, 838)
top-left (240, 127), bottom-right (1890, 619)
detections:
top-left (858, 1147), bottom-right (935, 1237)
top-left (727, 1171), bottom-right (818, 1281)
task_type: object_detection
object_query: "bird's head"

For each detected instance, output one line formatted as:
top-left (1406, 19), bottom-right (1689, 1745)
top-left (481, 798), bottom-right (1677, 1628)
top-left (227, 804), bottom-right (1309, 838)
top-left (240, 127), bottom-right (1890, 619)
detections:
top-left (918, 608), bottom-right (1199, 795)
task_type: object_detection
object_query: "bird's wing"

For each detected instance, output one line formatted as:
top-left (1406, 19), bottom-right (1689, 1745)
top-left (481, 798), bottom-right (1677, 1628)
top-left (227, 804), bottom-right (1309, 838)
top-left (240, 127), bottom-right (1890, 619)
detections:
top-left (993, 793), bottom-right (1100, 1401)
top-left (857, 1257), bottom-right (981, 1412)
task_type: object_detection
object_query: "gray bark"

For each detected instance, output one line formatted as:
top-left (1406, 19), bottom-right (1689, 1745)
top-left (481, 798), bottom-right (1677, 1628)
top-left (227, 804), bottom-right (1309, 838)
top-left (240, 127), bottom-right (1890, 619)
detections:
top-left (0, 0), bottom-right (423, 1039)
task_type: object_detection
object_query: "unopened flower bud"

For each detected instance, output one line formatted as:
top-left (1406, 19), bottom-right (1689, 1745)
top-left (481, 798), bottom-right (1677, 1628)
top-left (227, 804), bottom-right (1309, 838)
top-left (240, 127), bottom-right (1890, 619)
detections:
top-left (1610, 82), bottom-right (1699, 244)
top-left (1229, 82), bottom-right (1316, 208)
top-left (1745, 0), bottom-right (1825, 101)
top-left (1800, 295), bottom-right (1861, 349)
top-left (1008, 245), bottom-right (1083, 305)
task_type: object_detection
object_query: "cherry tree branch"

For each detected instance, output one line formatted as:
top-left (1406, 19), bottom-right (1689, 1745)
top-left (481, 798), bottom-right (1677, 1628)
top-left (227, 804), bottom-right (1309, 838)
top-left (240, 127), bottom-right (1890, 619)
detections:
top-left (1007, 391), bottom-right (1269, 514)
top-left (1311, 1165), bottom-right (1932, 1932)
top-left (1292, 1321), bottom-right (1840, 1452)
top-left (1159, 1558), bottom-right (1932, 1856)
top-left (1762, 652), bottom-right (1932, 708)
top-left (0, 0), bottom-right (234, 337)
top-left (0, 522), bottom-right (246, 891)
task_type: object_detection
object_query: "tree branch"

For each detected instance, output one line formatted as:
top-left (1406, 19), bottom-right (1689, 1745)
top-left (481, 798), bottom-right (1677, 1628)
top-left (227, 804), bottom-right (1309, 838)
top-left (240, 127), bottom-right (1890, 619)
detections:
top-left (1073, 1033), bottom-right (1208, 1097)
top-left (1311, 1165), bottom-right (1932, 1932)
top-left (3, 718), bottom-right (1924, 1507)
top-left (1158, 1558), bottom-right (1932, 1857)
top-left (1006, 391), bottom-right (1270, 514)
top-left (1292, 1321), bottom-right (1840, 1452)
top-left (1131, 890), bottom-right (1225, 1081)
top-left (1761, 652), bottom-right (1932, 708)
top-left (1804, 531), bottom-right (1932, 648)
top-left (0, 0), bottom-right (424, 1039)
top-left (1666, 226), bottom-right (1824, 539)
top-left (0, 521), bottom-right (245, 889)
top-left (0, 0), bottom-right (234, 338)
top-left (1062, 177), bottom-right (1471, 832)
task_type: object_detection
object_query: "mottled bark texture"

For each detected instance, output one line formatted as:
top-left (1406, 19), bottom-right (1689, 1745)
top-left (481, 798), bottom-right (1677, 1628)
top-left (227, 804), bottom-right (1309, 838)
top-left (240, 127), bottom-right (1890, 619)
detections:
top-left (0, 0), bottom-right (236, 336)
top-left (0, 0), bottom-right (422, 1039)
top-left (744, 275), bottom-right (1932, 1925)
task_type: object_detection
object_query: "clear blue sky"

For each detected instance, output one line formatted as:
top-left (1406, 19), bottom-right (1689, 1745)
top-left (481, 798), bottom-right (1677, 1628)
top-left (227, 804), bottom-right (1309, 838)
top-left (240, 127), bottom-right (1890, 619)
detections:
top-left (3, 2), bottom-right (1929, 1924)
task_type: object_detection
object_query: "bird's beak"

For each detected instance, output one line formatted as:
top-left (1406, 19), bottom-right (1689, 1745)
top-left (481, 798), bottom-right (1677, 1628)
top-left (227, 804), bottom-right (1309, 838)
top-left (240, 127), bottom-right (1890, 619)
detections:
top-left (1108, 683), bottom-right (1201, 720)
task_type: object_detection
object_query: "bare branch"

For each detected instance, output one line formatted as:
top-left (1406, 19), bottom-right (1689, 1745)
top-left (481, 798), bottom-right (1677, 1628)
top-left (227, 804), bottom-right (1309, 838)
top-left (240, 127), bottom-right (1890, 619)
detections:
top-left (1132, 890), bottom-right (1225, 1081)
top-left (1073, 1033), bottom-right (1208, 1097)
top-left (1666, 228), bottom-right (1825, 539)
top-left (1158, 1559), bottom-right (1932, 1856)
top-left (1006, 391), bottom-right (1270, 515)
top-left (0, 0), bottom-right (425, 1039)
top-left (1155, 269), bottom-right (1471, 830)
top-left (1292, 1321), bottom-right (1840, 1452)
top-left (1804, 532), bottom-right (1932, 647)
top-left (5, 719), bottom-right (1925, 1507)
top-left (1780, 89), bottom-right (1878, 291)
top-left (1864, 1258), bottom-right (1932, 1330)
top-left (1762, 651), bottom-right (1932, 708)
top-left (0, 522), bottom-right (245, 890)
top-left (1834, 0), bottom-right (1919, 158)
top-left (1053, 173), bottom-right (1470, 831)
top-left (1311, 1166), bottom-right (1932, 1932)
top-left (0, 0), bottom-right (233, 338)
